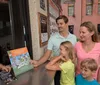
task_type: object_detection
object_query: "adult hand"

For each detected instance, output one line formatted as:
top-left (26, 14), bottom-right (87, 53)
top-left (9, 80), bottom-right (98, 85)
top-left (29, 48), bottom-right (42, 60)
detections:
top-left (5, 65), bottom-right (11, 72)
top-left (1, 65), bottom-right (11, 72)
top-left (30, 60), bottom-right (39, 67)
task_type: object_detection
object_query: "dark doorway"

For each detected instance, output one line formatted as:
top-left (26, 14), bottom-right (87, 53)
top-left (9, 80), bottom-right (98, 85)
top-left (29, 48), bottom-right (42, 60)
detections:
top-left (0, 0), bottom-right (33, 58)
top-left (97, 24), bottom-right (100, 33)
top-left (0, 2), bottom-right (13, 51)
top-left (68, 25), bottom-right (74, 34)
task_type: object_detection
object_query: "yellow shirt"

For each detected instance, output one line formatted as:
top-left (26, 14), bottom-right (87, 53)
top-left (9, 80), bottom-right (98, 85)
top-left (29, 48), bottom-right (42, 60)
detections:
top-left (59, 59), bottom-right (75, 85)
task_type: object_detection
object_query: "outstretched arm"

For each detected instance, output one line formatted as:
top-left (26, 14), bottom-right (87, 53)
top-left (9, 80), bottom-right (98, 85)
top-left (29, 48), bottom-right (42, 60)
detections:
top-left (45, 56), bottom-right (62, 71)
top-left (31, 49), bottom-right (52, 67)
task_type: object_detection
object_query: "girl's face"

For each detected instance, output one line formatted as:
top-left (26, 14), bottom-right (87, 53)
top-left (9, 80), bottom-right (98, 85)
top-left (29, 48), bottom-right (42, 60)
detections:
top-left (79, 26), bottom-right (94, 42)
top-left (60, 45), bottom-right (68, 57)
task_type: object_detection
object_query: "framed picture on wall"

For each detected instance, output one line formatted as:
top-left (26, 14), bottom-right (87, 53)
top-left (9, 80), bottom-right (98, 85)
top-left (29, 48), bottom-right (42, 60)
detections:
top-left (40, 0), bottom-right (45, 10)
top-left (38, 12), bottom-right (48, 47)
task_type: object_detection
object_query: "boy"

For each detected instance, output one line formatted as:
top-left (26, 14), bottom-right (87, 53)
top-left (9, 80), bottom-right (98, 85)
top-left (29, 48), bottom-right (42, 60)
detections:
top-left (76, 58), bottom-right (100, 85)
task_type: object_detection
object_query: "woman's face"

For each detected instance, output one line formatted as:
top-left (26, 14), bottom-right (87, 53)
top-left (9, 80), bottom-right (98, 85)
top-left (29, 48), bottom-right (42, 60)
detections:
top-left (79, 26), bottom-right (93, 42)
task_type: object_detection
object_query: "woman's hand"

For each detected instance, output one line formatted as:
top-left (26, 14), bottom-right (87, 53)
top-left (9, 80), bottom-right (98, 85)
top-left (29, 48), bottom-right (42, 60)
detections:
top-left (5, 65), bottom-right (11, 72)
top-left (97, 67), bottom-right (100, 83)
top-left (1, 64), bottom-right (11, 72)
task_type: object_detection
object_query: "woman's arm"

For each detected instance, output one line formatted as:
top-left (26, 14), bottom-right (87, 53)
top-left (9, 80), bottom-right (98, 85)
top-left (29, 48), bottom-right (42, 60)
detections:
top-left (0, 64), bottom-right (11, 72)
top-left (45, 56), bottom-right (62, 71)
top-left (97, 66), bottom-right (100, 84)
top-left (73, 47), bottom-right (78, 66)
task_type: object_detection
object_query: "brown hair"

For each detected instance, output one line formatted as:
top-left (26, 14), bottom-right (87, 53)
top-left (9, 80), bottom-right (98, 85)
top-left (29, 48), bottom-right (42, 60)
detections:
top-left (56, 15), bottom-right (69, 24)
top-left (81, 58), bottom-right (98, 71)
top-left (60, 41), bottom-right (74, 62)
top-left (80, 21), bottom-right (98, 42)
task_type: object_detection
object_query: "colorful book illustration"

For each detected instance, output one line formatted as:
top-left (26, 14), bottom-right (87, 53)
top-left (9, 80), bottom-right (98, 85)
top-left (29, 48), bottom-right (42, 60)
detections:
top-left (7, 47), bottom-right (33, 76)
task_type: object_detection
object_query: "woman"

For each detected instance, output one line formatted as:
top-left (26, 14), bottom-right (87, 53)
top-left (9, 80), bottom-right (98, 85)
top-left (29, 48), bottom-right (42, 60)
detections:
top-left (75, 21), bottom-right (100, 83)
top-left (0, 46), bottom-right (11, 72)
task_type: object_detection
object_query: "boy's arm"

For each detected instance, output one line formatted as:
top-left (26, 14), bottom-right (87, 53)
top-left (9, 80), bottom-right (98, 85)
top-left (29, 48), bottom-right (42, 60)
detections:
top-left (45, 56), bottom-right (62, 71)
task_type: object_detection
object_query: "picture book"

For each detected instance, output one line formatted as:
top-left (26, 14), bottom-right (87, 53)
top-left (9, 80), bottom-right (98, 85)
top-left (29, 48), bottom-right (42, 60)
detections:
top-left (7, 47), bottom-right (33, 76)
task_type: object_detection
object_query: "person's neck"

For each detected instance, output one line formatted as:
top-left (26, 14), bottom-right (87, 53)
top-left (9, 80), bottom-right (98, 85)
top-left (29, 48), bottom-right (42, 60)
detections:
top-left (82, 40), bottom-right (94, 46)
top-left (85, 76), bottom-right (94, 81)
top-left (59, 31), bottom-right (69, 38)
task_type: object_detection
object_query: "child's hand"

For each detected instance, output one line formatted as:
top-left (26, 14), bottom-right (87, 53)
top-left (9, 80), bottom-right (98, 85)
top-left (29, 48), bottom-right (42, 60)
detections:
top-left (60, 56), bottom-right (66, 61)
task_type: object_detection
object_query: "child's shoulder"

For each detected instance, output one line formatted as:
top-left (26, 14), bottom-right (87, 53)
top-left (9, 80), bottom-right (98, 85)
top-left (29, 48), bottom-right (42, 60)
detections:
top-left (76, 74), bottom-right (83, 81)
top-left (75, 74), bottom-right (84, 85)
top-left (76, 74), bottom-right (100, 85)
top-left (92, 80), bottom-right (100, 85)
top-left (76, 74), bottom-right (82, 78)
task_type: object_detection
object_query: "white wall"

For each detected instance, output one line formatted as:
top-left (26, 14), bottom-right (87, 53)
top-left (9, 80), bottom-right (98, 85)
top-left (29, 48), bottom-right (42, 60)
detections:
top-left (28, 0), bottom-right (47, 59)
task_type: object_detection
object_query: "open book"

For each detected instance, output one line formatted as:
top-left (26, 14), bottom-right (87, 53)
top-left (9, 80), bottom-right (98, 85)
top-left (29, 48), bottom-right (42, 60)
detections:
top-left (7, 47), bottom-right (33, 76)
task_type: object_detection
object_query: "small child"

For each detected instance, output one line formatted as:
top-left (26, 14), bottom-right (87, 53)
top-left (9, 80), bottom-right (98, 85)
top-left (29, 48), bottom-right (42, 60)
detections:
top-left (46, 41), bottom-right (75, 85)
top-left (76, 58), bottom-right (100, 85)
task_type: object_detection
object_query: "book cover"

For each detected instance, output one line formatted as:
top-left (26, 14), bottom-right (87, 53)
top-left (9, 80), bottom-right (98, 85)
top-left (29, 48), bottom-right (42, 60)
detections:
top-left (7, 47), bottom-right (33, 76)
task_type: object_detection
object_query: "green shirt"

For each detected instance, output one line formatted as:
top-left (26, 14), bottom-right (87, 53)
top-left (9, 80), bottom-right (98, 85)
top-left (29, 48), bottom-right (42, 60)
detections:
top-left (59, 59), bottom-right (75, 85)
top-left (47, 33), bottom-right (77, 56)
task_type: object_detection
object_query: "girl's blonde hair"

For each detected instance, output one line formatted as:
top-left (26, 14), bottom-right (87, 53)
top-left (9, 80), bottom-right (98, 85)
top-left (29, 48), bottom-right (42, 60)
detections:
top-left (60, 41), bottom-right (74, 62)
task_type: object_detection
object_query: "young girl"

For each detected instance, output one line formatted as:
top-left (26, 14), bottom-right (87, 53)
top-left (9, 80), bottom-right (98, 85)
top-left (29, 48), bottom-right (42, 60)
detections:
top-left (45, 41), bottom-right (75, 85)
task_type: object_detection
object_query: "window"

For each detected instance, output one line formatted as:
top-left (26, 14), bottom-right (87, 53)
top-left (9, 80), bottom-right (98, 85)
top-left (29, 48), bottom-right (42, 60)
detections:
top-left (68, 4), bottom-right (74, 16)
top-left (98, 0), bottom-right (100, 14)
top-left (68, 25), bottom-right (74, 34)
top-left (86, 0), bottom-right (93, 15)
top-left (97, 24), bottom-right (100, 33)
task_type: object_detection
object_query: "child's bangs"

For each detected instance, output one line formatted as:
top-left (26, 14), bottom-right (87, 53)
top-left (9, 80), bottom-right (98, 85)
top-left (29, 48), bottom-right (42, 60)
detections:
top-left (81, 63), bottom-right (89, 69)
